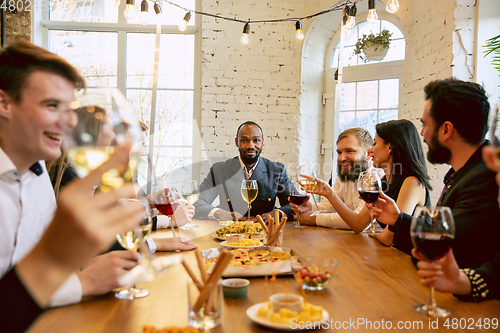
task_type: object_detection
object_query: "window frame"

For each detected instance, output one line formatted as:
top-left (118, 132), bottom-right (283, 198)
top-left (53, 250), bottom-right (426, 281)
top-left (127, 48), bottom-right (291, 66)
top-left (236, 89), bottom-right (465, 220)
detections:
top-left (322, 13), bottom-right (405, 181)
top-left (32, 0), bottom-right (203, 182)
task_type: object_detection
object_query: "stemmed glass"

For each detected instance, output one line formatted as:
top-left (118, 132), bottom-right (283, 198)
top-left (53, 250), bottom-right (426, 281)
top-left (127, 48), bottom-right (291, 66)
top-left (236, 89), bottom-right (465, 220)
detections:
top-left (289, 181), bottom-right (306, 228)
top-left (61, 88), bottom-right (142, 191)
top-left (410, 206), bottom-right (455, 317)
top-left (488, 104), bottom-right (500, 166)
top-left (115, 199), bottom-right (153, 299)
top-left (180, 180), bottom-right (200, 229)
top-left (357, 170), bottom-right (382, 233)
top-left (296, 164), bottom-right (327, 216)
top-left (154, 185), bottom-right (180, 237)
top-left (241, 180), bottom-right (258, 221)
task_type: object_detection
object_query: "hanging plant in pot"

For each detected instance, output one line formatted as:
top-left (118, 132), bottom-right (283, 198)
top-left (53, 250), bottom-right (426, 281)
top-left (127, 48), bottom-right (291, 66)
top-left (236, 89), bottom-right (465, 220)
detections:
top-left (353, 29), bottom-right (393, 63)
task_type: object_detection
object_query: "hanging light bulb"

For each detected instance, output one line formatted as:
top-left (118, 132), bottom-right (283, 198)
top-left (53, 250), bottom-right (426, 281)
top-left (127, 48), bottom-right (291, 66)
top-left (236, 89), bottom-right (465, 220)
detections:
top-left (112, 0), bottom-right (120, 7)
top-left (367, 0), bottom-right (378, 23)
top-left (346, 4), bottom-right (356, 29)
top-left (386, 0), bottom-right (399, 13)
top-left (342, 13), bottom-right (352, 36)
top-left (295, 21), bottom-right (304, 41)
top-left (139, 0), bottom-right (149, 25)
top-left (153, 2), bottom-right (162, 15)
top-left (178, 11), bottom-right (191, 32)
top-left (240, 23), bottom-right (250, 45)
top-left (124, 0), bottom-right (136, 20)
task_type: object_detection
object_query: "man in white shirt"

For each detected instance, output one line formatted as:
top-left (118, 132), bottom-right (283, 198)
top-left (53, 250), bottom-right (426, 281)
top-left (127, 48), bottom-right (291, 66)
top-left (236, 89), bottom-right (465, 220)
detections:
top-left (0, 41), bottom-right (142, 307)
top-left (291, 128), bottom-right (374, 229)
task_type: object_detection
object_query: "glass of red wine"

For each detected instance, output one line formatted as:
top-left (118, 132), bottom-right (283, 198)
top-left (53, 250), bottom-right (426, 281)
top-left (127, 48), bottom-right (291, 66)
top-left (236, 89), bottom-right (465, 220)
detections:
top-left (153, 185), bottom-right (180, 237)
top-left (357, 170), bottom-right (382, 233)
top-left (411, 206), bottom-right (455, 317)
top-left (289, 181), bottom-right (307, 228)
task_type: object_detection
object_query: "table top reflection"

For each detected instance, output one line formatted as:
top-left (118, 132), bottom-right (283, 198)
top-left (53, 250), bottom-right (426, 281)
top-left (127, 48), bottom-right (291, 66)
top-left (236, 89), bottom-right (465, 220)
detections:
top-left (28, 220), bottom-right (500, 333)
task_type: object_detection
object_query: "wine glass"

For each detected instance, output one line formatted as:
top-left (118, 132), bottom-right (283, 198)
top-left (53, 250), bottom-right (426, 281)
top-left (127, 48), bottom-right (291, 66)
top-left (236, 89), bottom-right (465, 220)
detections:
top-left (289, 181), bottom-right (306, 228)
top-left (61, 88), bottom-right (142, 191)
top-left (154, 184), bottom-right (180, 237)
top-left (410, 206), bottom-right (455, 317)
top-left (357, 170), bottom-right (382, 233)
top-left (115, 199), bottom-right (153, 299)
top-left (488, 104), bottom-right (500, 166)
top-left (180, 180), bottom-right (200, 229)
top-left (296, 164), bottom-right (327, 216)
top-left (241, 180), bottom-right (258, 221)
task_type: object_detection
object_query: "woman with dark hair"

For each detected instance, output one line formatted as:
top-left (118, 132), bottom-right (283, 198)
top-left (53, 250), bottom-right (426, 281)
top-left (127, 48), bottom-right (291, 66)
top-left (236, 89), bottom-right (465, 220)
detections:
top-left (370, 119), bottom-right (432, 254)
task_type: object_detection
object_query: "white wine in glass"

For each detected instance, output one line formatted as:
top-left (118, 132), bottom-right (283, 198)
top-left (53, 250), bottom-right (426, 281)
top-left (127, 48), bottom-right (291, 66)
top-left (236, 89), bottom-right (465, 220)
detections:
top-left (241, 180), bottom-right (258, 221)
top-left (62, 88), bottom-right (142, 191)
top-left (115, 199), bottom-right (153, 300)
top-left (180, 180), bottom-right (200, 229)
top-left (296, 164), bottom-right (327, 216)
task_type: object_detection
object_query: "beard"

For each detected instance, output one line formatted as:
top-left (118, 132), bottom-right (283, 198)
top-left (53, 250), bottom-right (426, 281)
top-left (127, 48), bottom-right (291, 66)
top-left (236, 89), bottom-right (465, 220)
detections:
top-left (239, 146), bottom-right (262, 165)
top-left (426, 131), bottom-right (451, 165)
top-left (337, 158), bottom-right (369, 182)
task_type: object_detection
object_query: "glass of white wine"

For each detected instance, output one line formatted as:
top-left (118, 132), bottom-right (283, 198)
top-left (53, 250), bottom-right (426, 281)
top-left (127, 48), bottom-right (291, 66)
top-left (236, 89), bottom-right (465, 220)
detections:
top-left (180, 180), bottom-right (200, 229)
top-left (296, 164), bottom-right (327, 217)
top-left (61, 88), bottom-right (142, 191)
top-left (241, 180), bottom-right (258, 221)
top-left (116, 199), bottom-right (153, 299)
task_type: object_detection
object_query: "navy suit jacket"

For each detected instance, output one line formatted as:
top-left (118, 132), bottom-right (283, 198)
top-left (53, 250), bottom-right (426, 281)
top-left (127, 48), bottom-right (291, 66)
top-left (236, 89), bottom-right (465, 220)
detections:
top-left (194, 156), bottom-right (294, 219)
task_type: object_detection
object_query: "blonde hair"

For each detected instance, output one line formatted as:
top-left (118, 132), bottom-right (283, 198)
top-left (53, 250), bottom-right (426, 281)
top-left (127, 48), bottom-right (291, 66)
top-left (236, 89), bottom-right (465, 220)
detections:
top-left (336, 128), bottom-right (373, 153)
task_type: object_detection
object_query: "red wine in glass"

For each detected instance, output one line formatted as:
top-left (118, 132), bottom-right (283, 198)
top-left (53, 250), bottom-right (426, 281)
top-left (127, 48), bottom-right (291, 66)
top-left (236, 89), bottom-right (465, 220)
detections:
top-left (412, 232), bottom-right (454, 261)
top-left (358, 190), bottom-right (380, 204)
top-left (290, 194), bottom-right (308, 205)
top-left (155, 201), bottom-right (179, 216)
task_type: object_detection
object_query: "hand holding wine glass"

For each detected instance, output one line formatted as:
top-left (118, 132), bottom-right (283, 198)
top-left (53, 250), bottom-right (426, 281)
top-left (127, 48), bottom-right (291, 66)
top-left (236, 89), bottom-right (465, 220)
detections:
top-left (410, 206), bottom-right (455, 317)
top-left (241, 180), bottom-right (258, 221)
top-left (154, 185), bottom-right (180, 237)
top-left (180, 180), bottom-right (200, 229)
top-left (357, 170), bottom-right (382, 233)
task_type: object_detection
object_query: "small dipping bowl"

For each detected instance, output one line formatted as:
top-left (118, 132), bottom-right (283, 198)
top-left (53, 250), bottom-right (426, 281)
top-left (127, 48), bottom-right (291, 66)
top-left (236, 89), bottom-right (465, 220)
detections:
top-left (269, 293), bottom-right (303, 313)
top-left (225, 233), bottom-right (244, 243)
top-left (222, 278), bottom-right (250, 299)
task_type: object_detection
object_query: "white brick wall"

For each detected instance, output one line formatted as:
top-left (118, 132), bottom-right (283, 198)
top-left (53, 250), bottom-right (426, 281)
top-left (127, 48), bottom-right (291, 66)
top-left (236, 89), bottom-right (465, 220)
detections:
top-left (199, 0), bottom-right (479, 202)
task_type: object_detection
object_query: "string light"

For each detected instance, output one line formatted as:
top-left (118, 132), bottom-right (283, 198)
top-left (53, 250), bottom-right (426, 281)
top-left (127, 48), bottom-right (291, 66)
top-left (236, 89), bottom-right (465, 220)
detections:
top-left (124, 0), bottom-right (136, 20)
top-left (178, 11), bottom-right (191, 31)
top-left (153, 1), bottom-right (162, 15)
top-left (345, 3), bottom-right (356, 29)
top-left (140, 0), bottom-right (150, 24)
top-left (367, 0), bottom-right (378, 23)
top-left (295, 21), bottom-right (304, 41)
top-left (240, 23), bottom-right (250, 45)
top-left (386, 0), bottom-right (399, 13)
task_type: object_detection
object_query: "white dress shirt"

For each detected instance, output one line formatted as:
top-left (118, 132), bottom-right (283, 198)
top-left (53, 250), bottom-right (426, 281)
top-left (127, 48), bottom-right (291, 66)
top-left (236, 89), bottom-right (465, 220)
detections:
top-left (314, 165), bottom-right (384, 229)
top-left (0, 148), bottom-right (82, 306)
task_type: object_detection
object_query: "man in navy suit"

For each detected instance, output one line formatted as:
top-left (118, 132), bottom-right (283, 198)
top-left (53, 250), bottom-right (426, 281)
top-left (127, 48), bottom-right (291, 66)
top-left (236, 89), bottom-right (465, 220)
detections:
top-left (194, 121), bottom-right (294, 220)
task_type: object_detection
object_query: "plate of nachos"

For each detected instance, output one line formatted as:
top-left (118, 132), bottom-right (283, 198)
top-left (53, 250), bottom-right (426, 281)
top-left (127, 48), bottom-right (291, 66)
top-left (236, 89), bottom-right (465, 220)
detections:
top-left (213, 221), bottom-right (264, 240)
top-left (202, 247), bottom-right (294, 277)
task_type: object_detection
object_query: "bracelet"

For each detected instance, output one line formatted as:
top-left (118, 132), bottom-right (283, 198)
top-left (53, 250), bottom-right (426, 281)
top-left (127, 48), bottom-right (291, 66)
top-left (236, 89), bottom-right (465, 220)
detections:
top-left (388, 212), bottom-right (404, 233)
top-left (454, 268), bottom-right (490, 302)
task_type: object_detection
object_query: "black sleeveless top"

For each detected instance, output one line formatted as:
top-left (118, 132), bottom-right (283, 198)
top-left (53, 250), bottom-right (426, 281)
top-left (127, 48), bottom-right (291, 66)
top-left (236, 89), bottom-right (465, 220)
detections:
top-left (380, 176), bottom-right (431, 255)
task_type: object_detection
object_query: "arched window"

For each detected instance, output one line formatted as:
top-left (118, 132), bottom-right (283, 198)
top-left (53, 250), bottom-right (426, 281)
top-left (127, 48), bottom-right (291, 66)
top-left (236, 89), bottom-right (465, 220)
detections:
top-left (324, 19), bottom-right (405, 139)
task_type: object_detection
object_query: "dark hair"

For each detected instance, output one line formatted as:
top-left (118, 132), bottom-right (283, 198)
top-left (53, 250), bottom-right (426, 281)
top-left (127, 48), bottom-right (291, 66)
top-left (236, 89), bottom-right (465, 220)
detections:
top-left (236, 121), bottom-right (263, 138)
top-left (0, 40), bottom-right (86, 103)
top-left (424, 78), bottom-right (489, 145)
top-left (376, 119), bottom-right (432, 192)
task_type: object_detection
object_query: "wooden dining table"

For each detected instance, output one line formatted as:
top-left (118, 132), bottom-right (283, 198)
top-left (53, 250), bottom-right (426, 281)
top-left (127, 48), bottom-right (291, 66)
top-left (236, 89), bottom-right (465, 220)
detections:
top-left (28, 220), bottom-right (500, 332)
